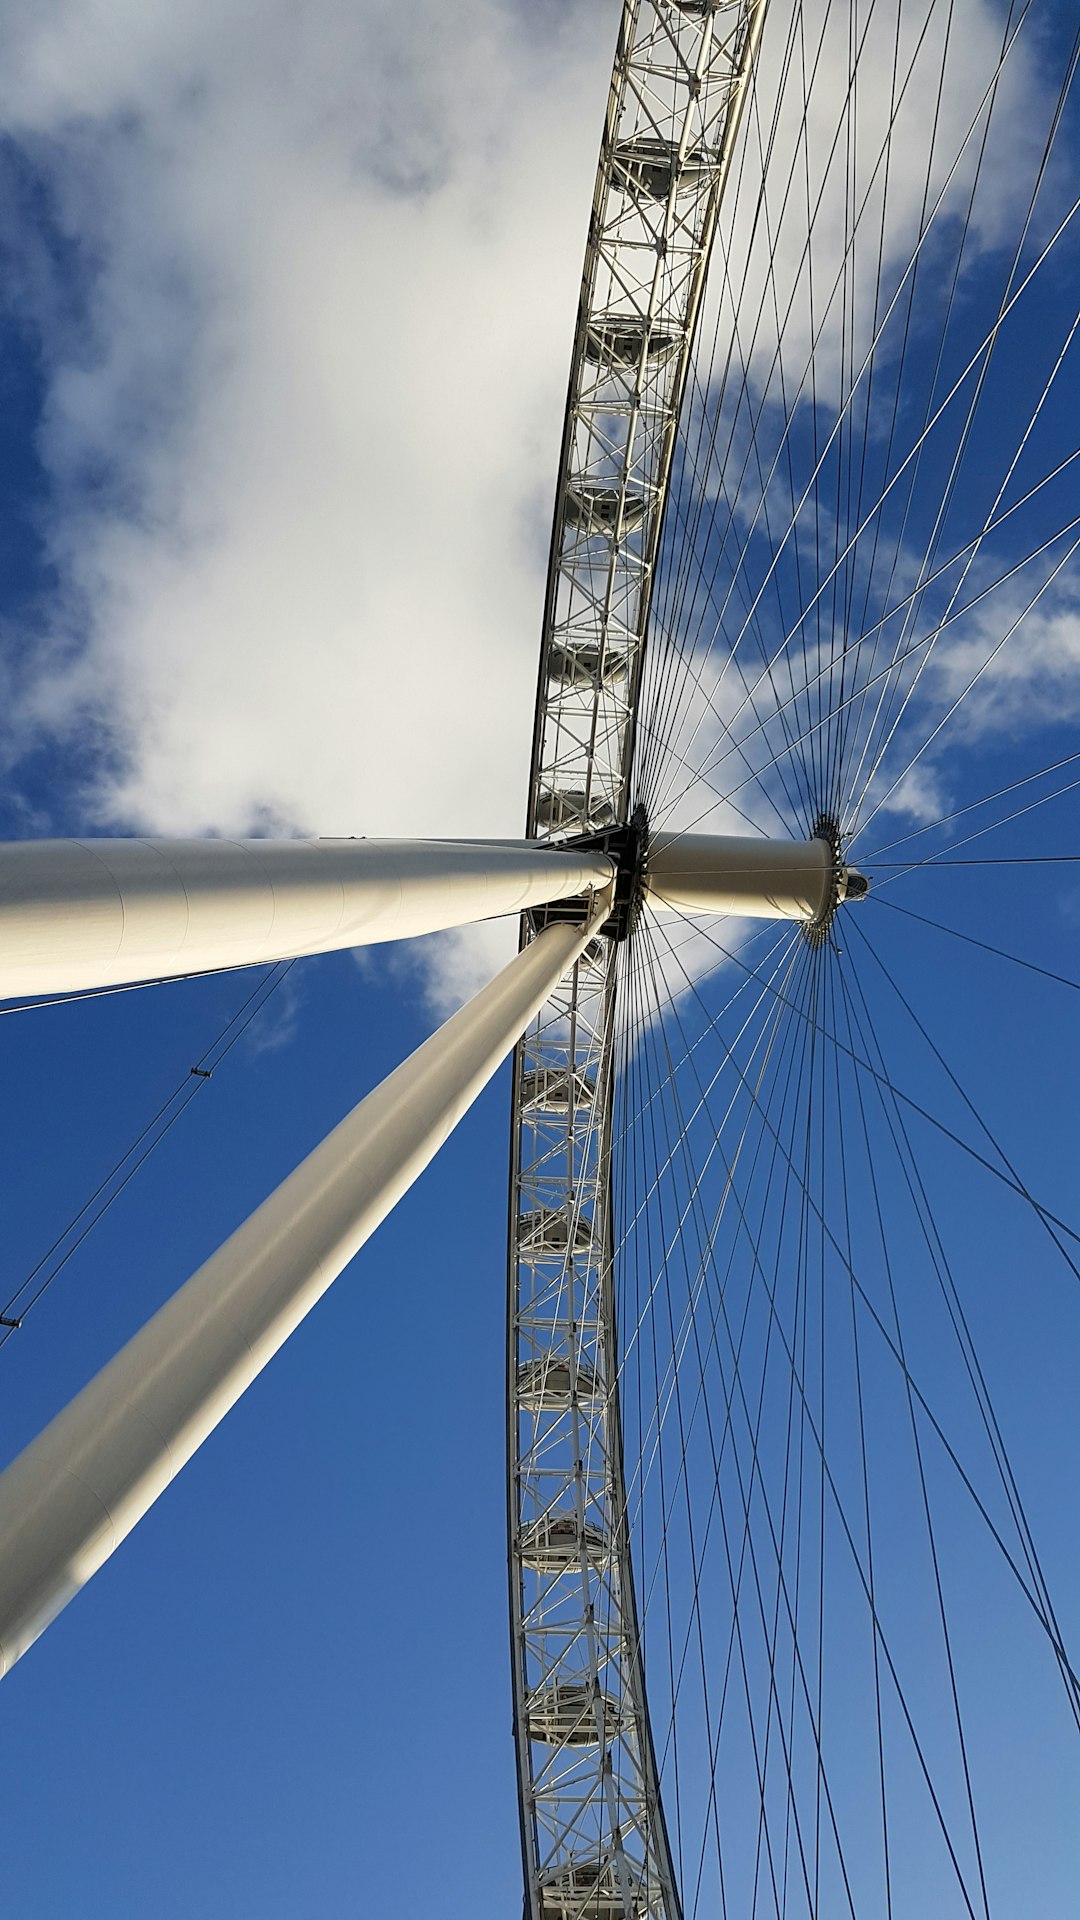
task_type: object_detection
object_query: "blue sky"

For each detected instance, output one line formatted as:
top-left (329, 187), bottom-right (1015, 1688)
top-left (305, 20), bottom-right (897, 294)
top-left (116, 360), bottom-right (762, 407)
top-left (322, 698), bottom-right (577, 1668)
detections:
top-left (0, 0), bottom-right (1078, 1914)
top-left (0, 4), bottom-right (620, 1911)
top-left (0, 947), bottom-right (529, 1914)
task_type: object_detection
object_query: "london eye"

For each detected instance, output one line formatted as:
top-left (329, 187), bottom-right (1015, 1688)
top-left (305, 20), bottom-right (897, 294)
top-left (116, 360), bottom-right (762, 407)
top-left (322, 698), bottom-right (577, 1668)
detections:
top-left (0, 2), bottom-right (1078, 1914)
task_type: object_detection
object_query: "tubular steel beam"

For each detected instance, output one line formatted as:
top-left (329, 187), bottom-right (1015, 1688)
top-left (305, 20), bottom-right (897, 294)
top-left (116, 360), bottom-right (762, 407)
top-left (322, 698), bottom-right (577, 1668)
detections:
top-left (645, 832), bottom-right (834, 921)
top-left (0, 895), bottom-right (610, 1678)
top-left (0, 837), bottom-right (616, 999)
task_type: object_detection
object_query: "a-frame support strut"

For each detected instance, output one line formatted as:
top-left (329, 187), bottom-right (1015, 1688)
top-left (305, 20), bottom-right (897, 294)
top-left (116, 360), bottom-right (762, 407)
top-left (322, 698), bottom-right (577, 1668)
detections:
top-left (0, 823), bottom-right (866, 1677)
top-left (0, 894), bottom-right (610, 1676)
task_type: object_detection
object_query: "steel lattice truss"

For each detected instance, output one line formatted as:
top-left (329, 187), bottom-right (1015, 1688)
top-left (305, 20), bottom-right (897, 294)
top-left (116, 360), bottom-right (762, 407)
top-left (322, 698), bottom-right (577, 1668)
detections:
top-left (509, 3), bottom-right (766, 1916)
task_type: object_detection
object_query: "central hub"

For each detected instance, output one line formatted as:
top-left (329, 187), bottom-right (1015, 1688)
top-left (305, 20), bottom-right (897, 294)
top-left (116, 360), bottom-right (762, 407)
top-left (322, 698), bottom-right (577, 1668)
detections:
top-left (551, 811), bottom-right (867, 941)
top-left (643, 822), bottom-right (867, 927)
top-left (569, 803), bottom-right (649, 941)
top-left (805, 812), bottom-right (869, 946)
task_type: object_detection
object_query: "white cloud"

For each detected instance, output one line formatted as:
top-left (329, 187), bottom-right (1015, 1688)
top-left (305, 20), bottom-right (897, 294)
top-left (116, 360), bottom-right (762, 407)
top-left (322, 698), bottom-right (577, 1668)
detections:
top-left (715, 0), bottom-right (1044, 406)
top-left (640, 0), bottom-right (1072, 866)
top-left (762, 564), bottom-right (1080, 845)
top-left (931, 586), bottom-right (1080, 733)
top-left (368, 914), bottom-right (519, 1022)
top-left (0, 0), bottom-right (1071, 1016)
top-left (867, 757), bottom-right (950, 828)
top-left (0, 0), bottom-right (617, 871)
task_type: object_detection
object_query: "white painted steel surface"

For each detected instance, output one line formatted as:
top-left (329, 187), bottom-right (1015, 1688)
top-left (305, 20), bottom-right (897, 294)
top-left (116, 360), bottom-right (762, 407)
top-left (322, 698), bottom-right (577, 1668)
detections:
top-left (645, 832), bottom-right (833, 921)
top-left (0, 900), bottom-right (609, 1677)
top-left (510, 2), bottom-right (769, 1913)
top-left (0, 837), bottom-right (615, 998)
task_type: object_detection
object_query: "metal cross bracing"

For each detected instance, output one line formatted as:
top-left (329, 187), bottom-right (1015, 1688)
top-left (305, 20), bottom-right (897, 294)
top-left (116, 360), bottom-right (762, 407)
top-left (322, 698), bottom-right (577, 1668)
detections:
top-left (510, 3), bottom-right (767, 1915)
top-left (509, 939), bottom-right (679, 1920)
top-left (526, 0), bottom-right (767, 842)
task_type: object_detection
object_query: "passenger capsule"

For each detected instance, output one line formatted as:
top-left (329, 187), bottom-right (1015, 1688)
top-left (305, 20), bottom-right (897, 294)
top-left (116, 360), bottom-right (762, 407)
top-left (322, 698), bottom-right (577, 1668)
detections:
top-left (526, 1681), bottom-right (620, 1747)
top-left (535, 789), bottom-right (617, 833)
top-left (564, 485), bottom-right (647, 537)
top-left (584, 316), bottom-right (676, 368)
top-left (612, 134), bottom-right (712, 202)
top-left (518, 1206), bottom-right (595, 1259)
top-left (576, 937), bottom-right (611, 980)
top-left (547, 640), bottom-right (630, 689)
top-left (540, 1857), bottom-right (650, 1918)
top-left (521, 1067), bottom-right (597, 1113)
top-left (519, 1514), bottom-right (608, 1574)
top-left (517, 1356), bottom-right (600, 1410)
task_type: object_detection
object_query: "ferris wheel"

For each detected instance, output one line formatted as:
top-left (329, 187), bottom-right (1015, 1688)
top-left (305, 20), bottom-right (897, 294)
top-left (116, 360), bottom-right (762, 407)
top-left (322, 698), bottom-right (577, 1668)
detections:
top-left (0, 1), bottom-right (1078, 1915)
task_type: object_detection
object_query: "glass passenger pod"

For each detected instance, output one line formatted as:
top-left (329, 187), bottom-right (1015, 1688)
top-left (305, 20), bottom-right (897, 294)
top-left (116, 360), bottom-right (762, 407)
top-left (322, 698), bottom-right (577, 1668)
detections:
top-left (584, 315), bottom-right (677, 370)
top-left (526, 1680), bottom-right (621, 1748)
top-left (564, 486), bottom-right (647, 538)
top-left (535, 789), bottom-right (618, 834)
top-left (517, 1357), bottom-right (601, 1411)
top-left (575, 937), bottom-right (610, 982)
top-left (519, 1514), bottom-right (609, 1575)
top-left (547, 639), bottom-right (631, 689)
top-left (540, 1857), bottom-right (651, 1919)
top-left (611, 135), bottom-right (712, 203)
top-left (521, 1067), bottom-right (597, 1114)
top-left (518, 1206), bottom-right (596, 1260)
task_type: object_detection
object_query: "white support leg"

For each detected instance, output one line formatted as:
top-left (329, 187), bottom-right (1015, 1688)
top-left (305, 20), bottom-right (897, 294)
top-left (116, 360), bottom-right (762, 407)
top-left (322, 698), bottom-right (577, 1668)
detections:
top-left (0, 895), bottom-right (610, 1678)
top-left (0, 837), bottom-right (615, 999)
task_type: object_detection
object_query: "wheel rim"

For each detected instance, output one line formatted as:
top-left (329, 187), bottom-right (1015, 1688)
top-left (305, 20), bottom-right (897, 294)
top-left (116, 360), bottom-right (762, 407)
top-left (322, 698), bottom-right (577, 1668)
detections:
top-left (511, 1), bottom-right (1080, 1914)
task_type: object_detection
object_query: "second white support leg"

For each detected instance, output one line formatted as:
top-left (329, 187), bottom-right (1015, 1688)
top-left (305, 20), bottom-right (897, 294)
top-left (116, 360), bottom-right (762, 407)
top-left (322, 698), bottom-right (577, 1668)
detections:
top-left (0, 895), bottom-right (610, 1678)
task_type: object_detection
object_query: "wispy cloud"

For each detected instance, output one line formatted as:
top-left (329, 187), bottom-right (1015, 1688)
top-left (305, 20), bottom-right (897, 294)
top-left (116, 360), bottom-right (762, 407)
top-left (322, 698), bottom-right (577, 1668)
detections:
top-left (0, 0), bottom-right (616, 868)
top-left (639, 0), bottom-right (1074, 858)
top-left (1, 0), bottom-right (1072, 1021)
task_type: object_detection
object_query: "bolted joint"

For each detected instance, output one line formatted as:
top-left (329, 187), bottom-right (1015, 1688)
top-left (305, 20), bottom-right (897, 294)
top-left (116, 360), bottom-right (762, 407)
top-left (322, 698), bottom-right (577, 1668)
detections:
top-left (541, 804), bottom-right (648, 943)
top-left (805, 813), bottom-right (869, 946)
